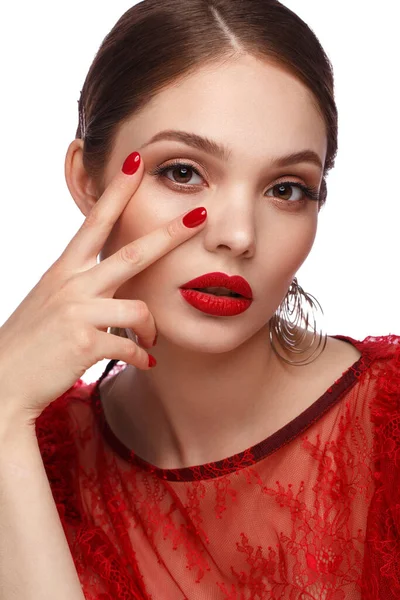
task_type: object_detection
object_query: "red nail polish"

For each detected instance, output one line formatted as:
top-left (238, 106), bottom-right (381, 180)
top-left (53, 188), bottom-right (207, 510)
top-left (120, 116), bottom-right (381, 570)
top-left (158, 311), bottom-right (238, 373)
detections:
top-left (182, 207), bottom-right (207, 228)
top-left (148, 354), bottom-right (157, 368)
top-left (122, 152), bottom-right (141, 175)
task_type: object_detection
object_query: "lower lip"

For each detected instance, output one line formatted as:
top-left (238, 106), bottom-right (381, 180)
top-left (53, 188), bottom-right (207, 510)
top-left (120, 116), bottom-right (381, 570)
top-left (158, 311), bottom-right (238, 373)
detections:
top-left (179, 289), bottom-right (253, 316)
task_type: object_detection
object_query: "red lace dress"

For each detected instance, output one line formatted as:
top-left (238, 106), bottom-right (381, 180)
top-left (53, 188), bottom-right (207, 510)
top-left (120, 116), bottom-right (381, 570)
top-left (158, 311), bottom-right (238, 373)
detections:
top-left (35, 334), bottom-right (400, 599)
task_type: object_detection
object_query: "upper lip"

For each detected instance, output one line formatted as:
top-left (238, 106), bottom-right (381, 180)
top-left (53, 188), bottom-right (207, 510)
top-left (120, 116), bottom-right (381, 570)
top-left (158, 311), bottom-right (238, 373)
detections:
top-left (180, 272), bottom-right (253, 300)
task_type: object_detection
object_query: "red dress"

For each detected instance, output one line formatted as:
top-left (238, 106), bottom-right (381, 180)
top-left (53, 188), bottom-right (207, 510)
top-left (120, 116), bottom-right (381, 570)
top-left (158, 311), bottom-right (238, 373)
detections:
top-left (35, 334), bottom-right (400, 599)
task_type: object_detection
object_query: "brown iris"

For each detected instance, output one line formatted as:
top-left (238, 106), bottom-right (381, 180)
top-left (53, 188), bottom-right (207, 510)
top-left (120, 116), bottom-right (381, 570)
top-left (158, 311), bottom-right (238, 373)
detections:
top-left (171, 165), bottom-right (192, 184)
top-left (275, 183), bottom-right (294, 201)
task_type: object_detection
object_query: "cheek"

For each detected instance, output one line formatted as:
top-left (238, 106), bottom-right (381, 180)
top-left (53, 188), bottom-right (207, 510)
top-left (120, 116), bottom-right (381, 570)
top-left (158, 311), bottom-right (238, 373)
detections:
top-left (106, 187), bottom-right (181, 300)
top-left (105, 196), bottom-right (162, 260)
top-left (263, 216), bottom-right (317, 278)
top-left (98, 202), bottom-right (160, 293)
top-left (266, 218), bottom-right (317, 262)
top-left (117, 182), bottom-right (188, 245)
top-left (113, 254), bottom-right (174, 305)
top-left (118, 197), bottom-right (155, 240)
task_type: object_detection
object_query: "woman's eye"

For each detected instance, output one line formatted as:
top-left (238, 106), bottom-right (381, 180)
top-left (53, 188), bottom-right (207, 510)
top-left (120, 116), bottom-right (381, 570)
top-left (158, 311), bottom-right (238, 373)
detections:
top-left (266, 183), bottom-right (304, 202)
top-left (154, 162), bottom-right (204, 186)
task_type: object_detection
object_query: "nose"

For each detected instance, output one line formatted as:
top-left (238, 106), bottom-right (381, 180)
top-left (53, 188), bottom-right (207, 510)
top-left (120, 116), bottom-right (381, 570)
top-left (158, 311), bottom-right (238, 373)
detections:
top-left (201, 194), bottom-right (257, 258)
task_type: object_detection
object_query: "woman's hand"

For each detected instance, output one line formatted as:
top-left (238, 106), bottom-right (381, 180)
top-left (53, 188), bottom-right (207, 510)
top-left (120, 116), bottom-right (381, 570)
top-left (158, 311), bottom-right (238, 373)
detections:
top-left (0, 151), bottom-right (207, 428)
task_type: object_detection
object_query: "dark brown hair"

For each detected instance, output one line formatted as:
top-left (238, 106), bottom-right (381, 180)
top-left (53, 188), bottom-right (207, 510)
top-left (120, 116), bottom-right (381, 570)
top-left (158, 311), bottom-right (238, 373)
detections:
top-left (76, 0), bottom-right (338, 338)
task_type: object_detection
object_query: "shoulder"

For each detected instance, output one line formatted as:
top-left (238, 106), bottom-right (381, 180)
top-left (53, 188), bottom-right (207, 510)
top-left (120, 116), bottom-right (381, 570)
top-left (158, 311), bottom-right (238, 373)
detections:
top-left (331, 333), bottom-right (400, 385)
top-left (345, 332), bottom-right (400, 403)
top-left (335, 332), bottom-right (400, 362)
top-left (358, 334), bottom-right (400, 471)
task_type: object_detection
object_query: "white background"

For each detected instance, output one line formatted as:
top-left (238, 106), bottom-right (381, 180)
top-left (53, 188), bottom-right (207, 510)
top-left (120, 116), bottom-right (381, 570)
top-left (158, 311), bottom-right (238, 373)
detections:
top-left (0, 1), bottom-right (398, 384)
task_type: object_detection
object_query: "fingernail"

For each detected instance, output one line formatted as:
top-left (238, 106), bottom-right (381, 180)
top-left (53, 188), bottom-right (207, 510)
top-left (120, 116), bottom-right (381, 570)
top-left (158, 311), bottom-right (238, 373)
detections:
top-left (122, 151), bottom-right (141, 175)
top-left (182, 207), bottom-right (207, 228)
top-left (148, 354), bottom-right (157, 368)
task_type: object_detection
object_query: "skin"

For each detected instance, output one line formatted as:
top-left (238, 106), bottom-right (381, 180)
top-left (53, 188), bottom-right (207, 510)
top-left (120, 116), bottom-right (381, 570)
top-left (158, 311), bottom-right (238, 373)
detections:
top-left (65, 54), bottom-right (360, 470)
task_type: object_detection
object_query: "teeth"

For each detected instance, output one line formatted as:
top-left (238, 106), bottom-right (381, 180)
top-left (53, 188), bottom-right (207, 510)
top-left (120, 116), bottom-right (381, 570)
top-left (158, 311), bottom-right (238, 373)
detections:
top-left (195, 287), bottom-right (242, 298)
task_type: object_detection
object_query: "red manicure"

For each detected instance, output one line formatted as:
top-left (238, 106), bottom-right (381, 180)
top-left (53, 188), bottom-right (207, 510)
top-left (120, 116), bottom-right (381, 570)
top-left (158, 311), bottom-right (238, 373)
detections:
top-left (182, 207), bottom-right (207, 228)
top-left (148, 354), bottom-right (157, 368)
top-left (122, 152), bottom-right (141, 175)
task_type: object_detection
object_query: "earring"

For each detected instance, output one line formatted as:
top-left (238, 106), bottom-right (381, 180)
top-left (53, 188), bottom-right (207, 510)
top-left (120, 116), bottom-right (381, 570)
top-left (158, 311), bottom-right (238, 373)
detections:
top-left (269, 277), bottom-right (327, 366)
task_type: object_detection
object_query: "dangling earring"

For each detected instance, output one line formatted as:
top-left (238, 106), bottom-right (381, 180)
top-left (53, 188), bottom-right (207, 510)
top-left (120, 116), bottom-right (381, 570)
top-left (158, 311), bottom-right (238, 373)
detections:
top-left (269, 277), bottom-right (327, 366)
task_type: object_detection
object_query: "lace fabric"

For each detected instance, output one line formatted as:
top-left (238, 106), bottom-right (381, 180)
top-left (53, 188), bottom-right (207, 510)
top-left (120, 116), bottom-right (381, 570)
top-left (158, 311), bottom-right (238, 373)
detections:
top-left (35, 334), bottom-right (400, 599)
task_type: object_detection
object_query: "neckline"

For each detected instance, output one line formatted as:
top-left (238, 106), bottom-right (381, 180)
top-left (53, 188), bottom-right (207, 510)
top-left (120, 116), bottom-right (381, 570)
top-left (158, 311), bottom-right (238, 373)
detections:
top-left (90, 334), bottom-right (373, 482)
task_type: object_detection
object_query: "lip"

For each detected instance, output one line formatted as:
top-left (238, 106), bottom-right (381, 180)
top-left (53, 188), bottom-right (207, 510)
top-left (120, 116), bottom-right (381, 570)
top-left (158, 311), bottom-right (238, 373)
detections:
top-left (179, 290), bottom-right (252, 316)
top-left (179, 272), bottom-right (253, 300)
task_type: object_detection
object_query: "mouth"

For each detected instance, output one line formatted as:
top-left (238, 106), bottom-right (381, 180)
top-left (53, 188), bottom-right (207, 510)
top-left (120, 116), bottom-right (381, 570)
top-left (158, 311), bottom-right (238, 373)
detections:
top-left (180, 272), bottom-right (253, 300)
top-left (190, 287), bottom-right (244, 298)
top-left (179, 287), bottom-right (252, 316)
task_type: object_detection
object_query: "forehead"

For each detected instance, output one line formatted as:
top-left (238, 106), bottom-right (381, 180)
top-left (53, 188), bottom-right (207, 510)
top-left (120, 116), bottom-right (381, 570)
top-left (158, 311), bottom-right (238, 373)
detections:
top-left (118, 55), bottom-right (327, 165)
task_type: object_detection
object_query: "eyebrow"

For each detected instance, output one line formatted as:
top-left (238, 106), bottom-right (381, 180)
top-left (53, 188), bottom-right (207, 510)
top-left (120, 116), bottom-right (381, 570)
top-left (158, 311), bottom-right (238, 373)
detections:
top-left (139, 129), bottom-right (323, 170)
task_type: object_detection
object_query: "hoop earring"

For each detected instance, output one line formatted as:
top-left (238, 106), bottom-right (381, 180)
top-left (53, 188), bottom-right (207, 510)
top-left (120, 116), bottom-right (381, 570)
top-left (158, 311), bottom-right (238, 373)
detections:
top-left (269, 277), bottom-right (327, 366)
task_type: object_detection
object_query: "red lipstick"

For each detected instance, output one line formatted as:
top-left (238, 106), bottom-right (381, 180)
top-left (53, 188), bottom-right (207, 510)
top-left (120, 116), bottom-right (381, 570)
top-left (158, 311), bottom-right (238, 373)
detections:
top-left (180, 272), bottom-right (253, 298)
top-left (179, 272), bottom-right (253, 316)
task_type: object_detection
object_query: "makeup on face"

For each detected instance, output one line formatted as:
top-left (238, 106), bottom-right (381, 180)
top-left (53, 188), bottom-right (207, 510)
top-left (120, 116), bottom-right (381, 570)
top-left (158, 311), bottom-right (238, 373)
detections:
top-left (179, 271), bottom-right (253, 317)
top-left (179, 289), bottom-right (252, 316)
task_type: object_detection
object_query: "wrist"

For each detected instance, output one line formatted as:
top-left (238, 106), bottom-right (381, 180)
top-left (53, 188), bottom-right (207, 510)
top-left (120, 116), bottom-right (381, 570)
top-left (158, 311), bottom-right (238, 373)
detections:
top-left (0, 403), bottom-right (38, 450)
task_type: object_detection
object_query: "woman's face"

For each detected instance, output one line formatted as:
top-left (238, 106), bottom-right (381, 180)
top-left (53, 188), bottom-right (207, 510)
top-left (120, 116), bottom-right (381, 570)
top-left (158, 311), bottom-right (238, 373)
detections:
top-left (98, 54), bottom-right (327, 353)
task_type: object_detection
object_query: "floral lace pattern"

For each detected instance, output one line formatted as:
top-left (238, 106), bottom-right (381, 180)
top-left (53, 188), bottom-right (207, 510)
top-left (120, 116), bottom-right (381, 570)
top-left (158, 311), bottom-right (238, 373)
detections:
top-left (35, 334), bottom-right (400, 599)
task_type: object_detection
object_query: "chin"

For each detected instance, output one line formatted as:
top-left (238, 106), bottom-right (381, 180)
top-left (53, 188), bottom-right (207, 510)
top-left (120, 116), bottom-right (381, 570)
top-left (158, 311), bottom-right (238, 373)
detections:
top-left (162, 327), bottom-right (251, 355)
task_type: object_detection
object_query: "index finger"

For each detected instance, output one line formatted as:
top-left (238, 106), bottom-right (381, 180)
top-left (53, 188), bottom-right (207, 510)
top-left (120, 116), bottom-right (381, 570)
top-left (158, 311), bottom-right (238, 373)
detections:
top-left (61, 151), bottom-right (144, 267)
top-left (87, 205), bottom-right (208, 296)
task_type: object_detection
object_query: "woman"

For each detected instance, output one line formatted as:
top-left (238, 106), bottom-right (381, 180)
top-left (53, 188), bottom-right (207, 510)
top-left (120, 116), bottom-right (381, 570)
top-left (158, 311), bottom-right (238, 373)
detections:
top-left (0, 1), bottom-right (398, 598)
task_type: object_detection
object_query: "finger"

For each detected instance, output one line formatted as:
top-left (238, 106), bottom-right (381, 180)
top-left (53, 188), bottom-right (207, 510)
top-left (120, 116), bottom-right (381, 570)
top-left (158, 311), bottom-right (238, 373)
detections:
top-left (95, 330), bottom-right (155, 370)
top-left (85, 206), bottom-right (207, 297)
top-left (60, 151), bottom-right (144, 268)
top-left (86, 298), bottom-right (156, 349)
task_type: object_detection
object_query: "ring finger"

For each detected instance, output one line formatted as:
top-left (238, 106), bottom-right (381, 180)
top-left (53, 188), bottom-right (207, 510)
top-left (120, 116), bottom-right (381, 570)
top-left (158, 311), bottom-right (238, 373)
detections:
top-left (86, 298), bottom-right (156, 349)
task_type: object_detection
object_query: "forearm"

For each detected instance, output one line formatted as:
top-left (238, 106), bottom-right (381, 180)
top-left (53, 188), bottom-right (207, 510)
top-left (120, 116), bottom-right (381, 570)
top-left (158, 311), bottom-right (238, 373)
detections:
top-left (0, 422), bottom-right (85, 600)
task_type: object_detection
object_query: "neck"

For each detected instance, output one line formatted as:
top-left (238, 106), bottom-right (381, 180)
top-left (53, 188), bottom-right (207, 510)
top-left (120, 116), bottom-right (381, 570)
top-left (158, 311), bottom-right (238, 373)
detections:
top-left (101, 322), bottom-right (309, 470)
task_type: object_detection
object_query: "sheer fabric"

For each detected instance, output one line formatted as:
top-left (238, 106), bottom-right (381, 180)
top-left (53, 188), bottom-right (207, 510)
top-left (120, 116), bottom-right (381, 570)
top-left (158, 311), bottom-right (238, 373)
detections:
top-left (35, 334), bottom-right (400, 599)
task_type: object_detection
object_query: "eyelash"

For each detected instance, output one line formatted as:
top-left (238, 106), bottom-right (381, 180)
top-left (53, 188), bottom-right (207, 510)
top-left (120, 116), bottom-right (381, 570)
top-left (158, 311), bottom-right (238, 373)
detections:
top-left (150, 160), bottom-right (321, 205)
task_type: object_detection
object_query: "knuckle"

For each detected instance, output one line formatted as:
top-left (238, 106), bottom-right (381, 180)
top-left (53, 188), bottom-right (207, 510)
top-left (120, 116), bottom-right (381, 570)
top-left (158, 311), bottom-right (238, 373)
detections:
top-left (165, 219), bottom-right (181, 240)
top-left (52, 276), bottom-right (79, 306)
top-left (39, 265), bottom-right (55, 283)
top-left (40, 260), bottom-right (64, 287)
top-left (82, 210), bottom-right (114, 236)
top-left (119, 242), bottom-right (143, 266)
top-left (74, 327), bottom-right (95, 352)
top-left (134, 299), bottom-right (150, 320)
top-left (62, 301), bottom-right (79, 321)
top-left (123, 337), bottom-right (140, 359)
top-left (83, 208), bottom-right (102, 229)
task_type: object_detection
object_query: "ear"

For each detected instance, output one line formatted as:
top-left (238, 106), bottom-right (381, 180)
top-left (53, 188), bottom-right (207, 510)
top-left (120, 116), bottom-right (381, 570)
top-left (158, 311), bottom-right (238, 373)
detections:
top-left (64, 139), bottom-right (99, 217)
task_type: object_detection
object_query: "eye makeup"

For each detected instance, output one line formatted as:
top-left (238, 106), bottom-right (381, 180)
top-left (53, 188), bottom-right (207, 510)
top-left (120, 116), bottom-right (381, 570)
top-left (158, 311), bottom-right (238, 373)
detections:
top-left (149, 158), bottom-right (321, 207)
